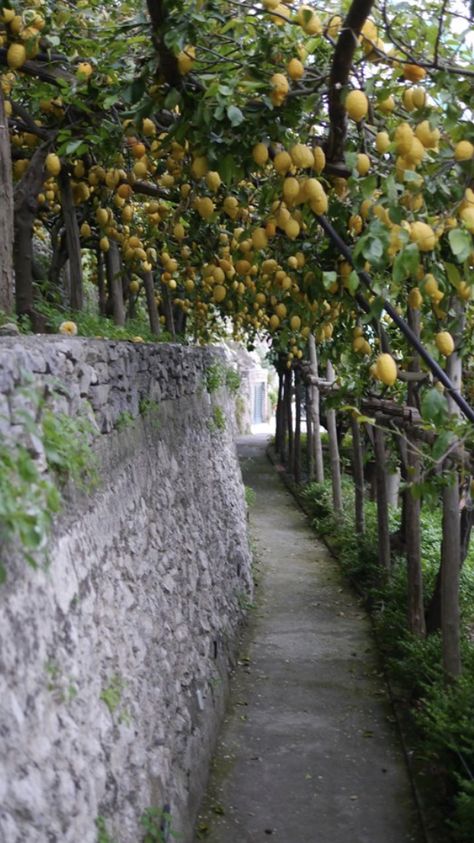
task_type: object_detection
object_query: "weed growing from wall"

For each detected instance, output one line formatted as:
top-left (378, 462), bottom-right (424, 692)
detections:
top-left (208, 406), bottom-right (226, 434)
top-left (0, 383), bottom-right (98, 581)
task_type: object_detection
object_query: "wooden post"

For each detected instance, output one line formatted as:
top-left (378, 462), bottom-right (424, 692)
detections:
top-left (440, 306), bottom-right (464, 680)
top-left (405, 304), bottom-right (425, 636)
top-left (306, 383), bottom-right (314, 480)
top-left (0, 87), bottom-right (14, 314)
top-left (294, 367), bottom-right (302, 483)
top-left (284, 367), bottom-right (294, 472)
top-left (326, 361), bottom-right (342, 517)
top-left (374, 423), bottom-right (391, 572)
top-left (309, 335), bottom-right (324, 483)
top-left (351, 415), bottom-right (365, 535)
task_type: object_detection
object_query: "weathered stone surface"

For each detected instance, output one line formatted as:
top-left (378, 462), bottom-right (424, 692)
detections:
top-left (0, 337), bottom-right (252, 843)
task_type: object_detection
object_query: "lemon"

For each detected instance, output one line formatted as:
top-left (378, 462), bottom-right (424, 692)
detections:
top-left (290, 315), bottom-right (301, 331)
top-left (454, 140), bottom-right (474, 162)
top-left (375, 353), bottom-right (397, 386)
top-left (287, 58), bottom-right (304, 80)
top-left (403, 64), bottom-right (427, 82)
top-left (274, 150), bottom-right (292, 174)
top-left (410, 221), bottom-right (436, 251)
top-left (290, 143), bottom-right (314, 168)
top-left (345, 90), bottom-right (368, 122)
top-left (375, 131), bottom-right (390, 154)
top-left (45, 153), bottom-right (61, 176)
top-left (312, 146), bottom-right (325, 173)
top-left (7, 43), bottom-right (26, 69)
top-left (213, 285), bottom-right (227, 303)
top-left (206, 171), bottom-right (221, 192)
top-left (423, 274), bottom-right (438, 296)
top-left (252, 228), bottom-right (268, 250)
top-left (408, 287), bottom-right (423, 309)
top-left (252, 143), bottom-right (269, 166)
top-left (76, 61), bottom-right (93, 78)
top-left (356, 153), bottom-right (371, 175)
top-left (377, 95), bottom-right (395, 113)
top-left (177, 46), bottom-right (196, 75)
top-left (285, 218), bottom-right (300, 239)
top-left (435, 331), bottom-right (454, 356)
top-left (283, 176), bottom-right (300, 203)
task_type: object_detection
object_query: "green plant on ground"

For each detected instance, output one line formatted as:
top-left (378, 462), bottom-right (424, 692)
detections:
top-left (34, 300), bottom-right (173, 344)
top-left (140, 806), bottom-right (178, 842)
top-left (302, 473), bottom-right (474, 842)
top-left (244, 486), bottom-right (256, 507)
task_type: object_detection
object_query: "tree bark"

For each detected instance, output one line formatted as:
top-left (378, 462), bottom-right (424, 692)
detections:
top-left (351, 415), bottom-right (365, 535)
top-left (309, 335), bottom-right (324, 483)
top-left (142, 271), bottom-right (161, 336)
top-left (105, 241), bottom-right (125, 326)
top-left (0, 86), bottom-right (14, 314)
top-left (374, 423), bottom-right (391, 572)
top-left (326, 361), bottom-right (342, 517)
top-left (160, 281), bottom-right (175, 338)
top-left (14, 144), bottom-right (48, 319)
top-left (306, 383), bottom-right (313, 480)
top-left (97, 249), bottom-right (107, 317)
top-left (59, 171), bottom-right (83, 311)
top-left (275, 368), bottom-right (284, 455)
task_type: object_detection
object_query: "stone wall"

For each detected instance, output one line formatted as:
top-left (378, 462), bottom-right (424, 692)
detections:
top-left (0, 338), bottom-right (253, 843)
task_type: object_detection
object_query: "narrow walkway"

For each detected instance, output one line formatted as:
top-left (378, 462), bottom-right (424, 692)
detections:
top-left (195, 435), bottom-right (421, 843)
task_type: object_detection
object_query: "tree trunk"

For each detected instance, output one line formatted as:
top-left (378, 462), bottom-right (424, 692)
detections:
top-left (59, 171), bottom-right (83, 311)
top-left (160, 281), bottom-right (175, 338)
top-left (142, 271), bottom-right (161, 336)
top-left (14, 144), bottom-right (48, 319)
top-left (326, 361), bottom-right (342, 517)
top-left (309, 335), bottom-right (324, 483)
top-left (374, 423), bottom-right (391, 572)
top-left (351, 415), bottom-right (365, 535)
top-left (105, 241), bottom-right (125, 326)
top-left (293, 367), bottom-right (302, 483)
top-left (97, 249), bottom-right (107, 317)
top-left (0, 87), bottom-right (14, 314)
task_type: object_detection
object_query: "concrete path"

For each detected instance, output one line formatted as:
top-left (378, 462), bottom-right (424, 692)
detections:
top-left (195, 435), bottom-right (421, 843)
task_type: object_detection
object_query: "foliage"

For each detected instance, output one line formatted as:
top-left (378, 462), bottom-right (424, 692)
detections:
top-left (303, 474), bottom-right (474, 841)
top-left (208, 405), bottom-right (226, 433)
top-left (0, 385), bottom-right (97, 579)
top-left (224, 367), bottom-right (241, 395)
top-left (140, 806), bottom-right (177, 843)
top-left (100, 674), bottom-right (124, 715)
top-left (114, 410), bottom-right (135, 431)
top-left (95, 816), bottom-right (115, 843)
top-left (244, 485), bottom-right (256, 508)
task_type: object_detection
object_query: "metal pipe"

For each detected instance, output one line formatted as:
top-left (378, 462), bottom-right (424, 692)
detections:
top-left (316, 214), bottom-right (474, 425)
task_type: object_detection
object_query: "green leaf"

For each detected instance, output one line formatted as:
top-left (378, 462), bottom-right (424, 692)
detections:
top-left (227, 105), bottom-right (244, 127)
top-left (444, 261), bottom-right (462, 288)
top-left (432, 429), bottom-right (455, 461)
top-left (448, 228), bottom-right (472, 263)
top-left (346, 270), bottom-right (360, 293)
top-left (392, 243), bottom-right (420, 284)
top-left (322, 271), bottom-right (337, 290)
top-left (421, 388), bottom-right (449, 427)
